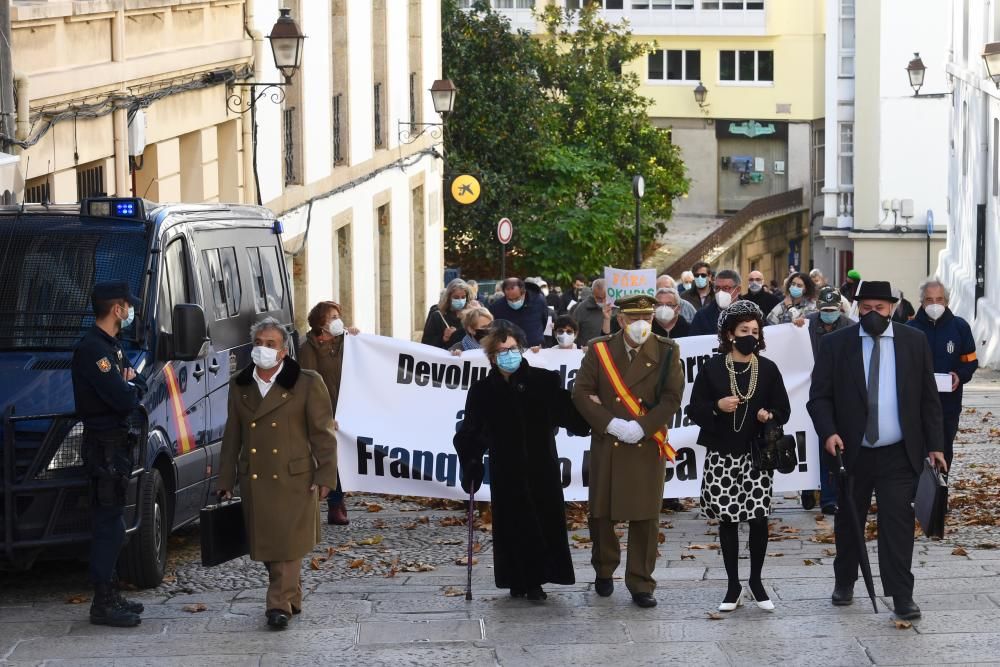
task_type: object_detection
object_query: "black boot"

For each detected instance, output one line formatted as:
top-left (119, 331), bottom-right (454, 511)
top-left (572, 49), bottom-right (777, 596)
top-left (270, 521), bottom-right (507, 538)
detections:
top-left (111, 573), bottom-right (144, 614)
top-left (90, 583), bottom-right (141, 627)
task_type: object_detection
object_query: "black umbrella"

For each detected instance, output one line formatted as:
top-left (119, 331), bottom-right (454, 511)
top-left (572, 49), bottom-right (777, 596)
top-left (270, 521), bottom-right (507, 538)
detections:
top-left (835, 449), bottom-right (878, 613)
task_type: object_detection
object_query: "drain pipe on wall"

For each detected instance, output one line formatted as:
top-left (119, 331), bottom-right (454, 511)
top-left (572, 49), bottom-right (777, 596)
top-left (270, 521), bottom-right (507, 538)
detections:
top-left (243, 0), bottom-right (265, 205)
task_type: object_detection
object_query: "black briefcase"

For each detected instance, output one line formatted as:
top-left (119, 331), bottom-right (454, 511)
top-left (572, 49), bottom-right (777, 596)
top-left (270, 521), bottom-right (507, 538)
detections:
top-left (915, 460), bottom-right (948, 539)
top-left (200, 498), bottom-right (249, 567)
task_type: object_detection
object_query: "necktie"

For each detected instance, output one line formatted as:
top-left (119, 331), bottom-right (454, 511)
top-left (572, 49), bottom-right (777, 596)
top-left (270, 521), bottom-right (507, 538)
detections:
top-left (627, 348), bottom-right (636, 364)
top-left (865, 336), bottom-right (880, 445)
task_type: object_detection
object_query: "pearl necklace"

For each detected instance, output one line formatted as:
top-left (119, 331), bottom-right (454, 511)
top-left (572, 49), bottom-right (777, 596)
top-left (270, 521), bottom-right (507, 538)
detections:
top-left (725, 353), bottom-right (758, 432)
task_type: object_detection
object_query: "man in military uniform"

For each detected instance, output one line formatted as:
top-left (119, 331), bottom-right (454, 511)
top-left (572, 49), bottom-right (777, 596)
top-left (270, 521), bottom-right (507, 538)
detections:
top-left (71, 280), bottom-right (146, 627)
top-left (572, 294), bottom-right (686, 608)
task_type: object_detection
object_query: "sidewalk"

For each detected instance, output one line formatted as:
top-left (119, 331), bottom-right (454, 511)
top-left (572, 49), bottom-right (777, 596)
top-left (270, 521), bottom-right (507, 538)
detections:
top-left (2, 373), bottom-right (999, 666)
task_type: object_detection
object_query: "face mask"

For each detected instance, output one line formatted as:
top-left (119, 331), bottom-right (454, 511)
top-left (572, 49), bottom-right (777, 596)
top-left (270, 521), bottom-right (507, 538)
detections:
top-left (682, 281), bottom-right (692, 290)
top-left (655, 305), bottom-right (676, 323)
top-left (507, 298), bottom-right (524, 310)
top-left (789, 286), bottom-right (804, 299)
top-left (925, 304), bottom-right (946, 321)
top-left (120, 305), bottom-right (135, 329)
top-left (556, 331), bottom-right (576, 347)
top-left (327, 318), bottom-right (345, 336)
top-left (496, 349), bottom-right (522, 372)
top-left (252, 345), bottom-right (281, 370)
top-left (451, 298), bottom-right (467, 311)
top-left (860, 310), bottom-right (890, 337)
top-left (626, 320), bottom-right (652, 345)
top-left (694, 276), bottom-right (709, 289)
top-left (541, 287), bottom-right (550, 297)
top-left (820, 310), bottom-right (840, 325)
top-left (716, 291), bottom-right (733, 309)
top-left (732, 334), bottom-right (759, 356)
top-left (748, 280), bottom-right (763, 293)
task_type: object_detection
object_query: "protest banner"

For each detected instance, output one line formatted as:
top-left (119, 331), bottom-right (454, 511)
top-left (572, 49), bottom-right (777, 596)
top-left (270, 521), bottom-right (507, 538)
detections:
top-left (335, 324), bottom-right (820, 501)
top-left (604, 266), bottom-right (656, 302)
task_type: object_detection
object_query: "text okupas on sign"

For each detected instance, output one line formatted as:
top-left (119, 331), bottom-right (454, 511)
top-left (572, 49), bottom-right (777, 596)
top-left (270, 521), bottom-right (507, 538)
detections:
top-left (337, 327), bottom-right (820, 501)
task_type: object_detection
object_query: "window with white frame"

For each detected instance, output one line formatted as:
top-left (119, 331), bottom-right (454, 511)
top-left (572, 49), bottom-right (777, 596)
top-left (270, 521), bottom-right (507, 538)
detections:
top-left (708, 0), bottom-right (763, 9)
top-left (839, 0), bottom-right (855, 77)
top-left (631, 0), bottom-right (694, 8)
top-left (720, 50), bottom-right (773, 82)
top-left (838, 122), bottom-right (854, 187)
top-left (567, 0), bottom-right (623, 8)
top-left (648, 49), bottom-right (701, 81)
top-left (813, 125), bottom-right (825, 194)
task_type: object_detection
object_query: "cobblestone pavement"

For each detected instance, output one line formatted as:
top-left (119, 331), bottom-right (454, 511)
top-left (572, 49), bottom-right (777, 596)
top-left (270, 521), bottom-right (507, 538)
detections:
top-left (2, 372), bottom-right (1000, 665)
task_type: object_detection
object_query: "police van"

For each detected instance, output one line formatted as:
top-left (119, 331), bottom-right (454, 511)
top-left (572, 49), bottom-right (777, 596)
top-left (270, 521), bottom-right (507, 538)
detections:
top-left (0, 197), bottom-right (295, 587)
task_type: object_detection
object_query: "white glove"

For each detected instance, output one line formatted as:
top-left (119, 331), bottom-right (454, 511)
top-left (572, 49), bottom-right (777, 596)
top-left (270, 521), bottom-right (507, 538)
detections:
top-left (621, 421), bottom-right (646, 444)
top-left (606, 418), bottom-right (630, 440)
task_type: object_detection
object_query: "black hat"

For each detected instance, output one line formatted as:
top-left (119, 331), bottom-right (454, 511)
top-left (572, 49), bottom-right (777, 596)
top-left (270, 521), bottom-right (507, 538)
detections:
top-left (854, 280), bottom-right (898, 303)
top-left (817, 286), bottom-right (842, 310)
top-left (91, 280), bottom-right (143, 307)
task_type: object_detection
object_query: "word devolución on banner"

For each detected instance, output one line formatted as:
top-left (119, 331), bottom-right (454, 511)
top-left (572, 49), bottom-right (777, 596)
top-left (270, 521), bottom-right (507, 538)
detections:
top-left (336, 326), bottom-right (820, 501)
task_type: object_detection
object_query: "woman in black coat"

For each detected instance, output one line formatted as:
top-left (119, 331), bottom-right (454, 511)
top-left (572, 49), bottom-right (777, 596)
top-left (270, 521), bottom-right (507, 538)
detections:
top-left (454, 320), bottom-right (590, 601)
top-left (685, 301), bottom-right (790, 613)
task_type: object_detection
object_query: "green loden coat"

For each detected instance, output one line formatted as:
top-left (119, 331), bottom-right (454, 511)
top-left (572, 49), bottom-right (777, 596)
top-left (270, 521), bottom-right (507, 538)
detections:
top-left (572, 332), bottom-right (685, 520)
top-left (218, 357), bottom-right (339, 562)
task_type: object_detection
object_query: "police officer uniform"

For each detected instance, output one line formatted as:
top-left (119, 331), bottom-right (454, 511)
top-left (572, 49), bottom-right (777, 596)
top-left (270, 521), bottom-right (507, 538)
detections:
top-left (572, 295), bottom-right (685, 608)
top-left (71, 280), bottom-right (145, 627)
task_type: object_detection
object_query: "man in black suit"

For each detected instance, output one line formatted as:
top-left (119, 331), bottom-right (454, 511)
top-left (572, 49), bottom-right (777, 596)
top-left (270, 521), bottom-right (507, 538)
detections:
top-left (807, 281), bottom-right (947, 621)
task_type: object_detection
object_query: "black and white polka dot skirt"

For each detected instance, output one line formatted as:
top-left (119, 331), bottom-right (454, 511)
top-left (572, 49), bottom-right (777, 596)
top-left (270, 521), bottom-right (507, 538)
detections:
top-left (700, 450), bottom-right (773, 523)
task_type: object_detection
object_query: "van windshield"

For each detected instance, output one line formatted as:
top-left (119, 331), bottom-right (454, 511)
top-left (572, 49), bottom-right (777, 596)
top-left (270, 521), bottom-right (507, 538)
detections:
top-left (0, 214), bottom-right (149, 351)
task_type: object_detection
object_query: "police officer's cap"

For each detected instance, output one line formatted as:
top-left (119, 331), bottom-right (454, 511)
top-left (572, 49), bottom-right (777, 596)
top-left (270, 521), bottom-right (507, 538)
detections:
top-left (91, 280), bottom-right (143, 307)
top-left (617, 294), bottom-right (656, 315)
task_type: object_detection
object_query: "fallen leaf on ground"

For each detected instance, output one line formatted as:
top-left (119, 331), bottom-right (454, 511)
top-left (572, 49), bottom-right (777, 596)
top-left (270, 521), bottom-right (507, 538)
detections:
top-left (418, 516), bottom-right (430, 524)
top-left (366, 503), bottom-right (383, 512)
top-left (952, 546), bottom-right (968, 556)
top-left (443, 587), bottom-right (465, 597)
top-left (436, 538), bottom-right (463, 545)
top-left (401, 522), bottom-right (419, 530)
top-left (803, 559), bottom-right (818, 566)
top-left (399, 562), bottom-right (436, 572)
top-left (161, 575), bottom-right (177, 584)
top-left (769, 553), bottom-right (784, 557)
top-left (707, 612), bottom-right (723, 620)
top-left (892, 619), bottom-right (913, 630)
top-left (65, 594), bottom-right (89, 604)
top-left (815, 514), bottom-right (827, 522)
top-left (822, 548), bottom-right (837, 557)
top-left (680, 553), bottom-right (695, 560)
top-left (657, 532), bottom-right (666, 544)
top-left (309, 557), bottom-right (323, 570)
top-left (572, 534), bottom-right (592, 543)
top-left (455, 556), bottom-right (478, 566)
top-left (358, 535), bottom-right (384, 546)
top-left (385, 568), bottom-right (398, 578)
top-left (372, 519), bottom-right (387, 529)
top-left (438, 516), bottom-right (466, 527)
top-left (472, 542), bottom-right (483, 553)
top-left (349, 558), bottom-right (365, 569)
top-left (688, 544), bottom-right (710, 550)
top-left (182, 603), bottom-right (207, 613)
top-left (977, 543), bottom-right (999, 550)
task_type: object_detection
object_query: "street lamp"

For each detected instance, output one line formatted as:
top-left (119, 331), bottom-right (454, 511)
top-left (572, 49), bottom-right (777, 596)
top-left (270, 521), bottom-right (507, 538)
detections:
top-left (982, 42), bottom-right (1000, 88)
top-left (399, 79), bottom-right (458, 144)
top-left (225, 9), bottom-right (307, 204)
top-left (906, 52), bottom-right (926, 96)
top-left (693, 81), bottom-right (708, 110)
top-left (632, 174), bottom-right (645, 269)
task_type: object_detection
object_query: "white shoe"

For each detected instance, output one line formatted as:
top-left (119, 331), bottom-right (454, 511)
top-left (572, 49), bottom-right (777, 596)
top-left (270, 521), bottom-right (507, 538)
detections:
top-left (718, 588), bottom-right (744, 612)
top-left (749, 586), bottom-right (776, 611)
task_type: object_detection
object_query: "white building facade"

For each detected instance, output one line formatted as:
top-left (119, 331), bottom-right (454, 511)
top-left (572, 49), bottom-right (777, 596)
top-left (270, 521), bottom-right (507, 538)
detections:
top-left (816, 0), bottom-right (950, 296)
top-left (940, 0), bottom-right (1000, 367)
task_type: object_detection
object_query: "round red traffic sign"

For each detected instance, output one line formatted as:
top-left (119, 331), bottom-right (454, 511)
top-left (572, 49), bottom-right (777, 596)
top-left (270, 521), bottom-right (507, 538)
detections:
top-left (497, 217), bottom-right (513, 245)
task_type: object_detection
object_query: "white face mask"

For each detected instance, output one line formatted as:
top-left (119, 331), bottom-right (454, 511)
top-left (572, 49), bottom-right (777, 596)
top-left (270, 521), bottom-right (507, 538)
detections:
top-left (626, 320), bottom-right (652, 345)
top-left (716, 291), bottom-right (733, 309)
top-left (655, 305), bottom-right (676, 323)
top-left (541, 287), bottom-right (550, 297)
top-left (925, 304), bottom-right (946, 321)
top-left (556, 331), bottom-right (576, 348)
top-left (748, 280), bottom-right (763, 293)
top-left (327, 318), bottom-right (345, 336)
top-left (251, 345), bottom-right (281, 370)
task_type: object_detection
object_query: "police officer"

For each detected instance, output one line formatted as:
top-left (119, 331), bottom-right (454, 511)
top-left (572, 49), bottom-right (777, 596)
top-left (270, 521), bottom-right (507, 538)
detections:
top-left (71, 280), bottom-right (146, 627)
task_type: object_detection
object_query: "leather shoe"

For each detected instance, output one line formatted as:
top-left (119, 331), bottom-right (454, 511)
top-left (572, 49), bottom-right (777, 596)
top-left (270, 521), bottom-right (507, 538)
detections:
top-left (892, 596), bottom-right (921, 620)
top-left (265, 609), bottom-right (290, 629)
top-left (821, 503), bottom-right (838, 515)
top-left (327, 502), bottom-right (349, 526)
top-left (594, 578), bottom-right (614, 597)
top-left (831, 584), bottom-right (854, 606)
top-left (631, 592), bottom-right (657, 608)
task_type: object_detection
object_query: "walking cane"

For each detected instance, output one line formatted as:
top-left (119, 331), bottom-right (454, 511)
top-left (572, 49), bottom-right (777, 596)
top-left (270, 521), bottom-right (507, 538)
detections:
top-left (465, 483), bottom-right (475, 601)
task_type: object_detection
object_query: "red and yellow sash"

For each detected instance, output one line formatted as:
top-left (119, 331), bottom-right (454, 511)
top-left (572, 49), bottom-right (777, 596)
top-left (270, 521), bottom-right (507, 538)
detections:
top-left (593, 341), bottom-right (675, 461)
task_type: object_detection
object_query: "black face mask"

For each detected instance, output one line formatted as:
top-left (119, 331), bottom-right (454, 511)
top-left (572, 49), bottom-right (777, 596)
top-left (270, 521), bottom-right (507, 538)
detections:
top-left (860, 310), bottom-right (890, 337)
top-left (732, 334), bottom-right (759, 356)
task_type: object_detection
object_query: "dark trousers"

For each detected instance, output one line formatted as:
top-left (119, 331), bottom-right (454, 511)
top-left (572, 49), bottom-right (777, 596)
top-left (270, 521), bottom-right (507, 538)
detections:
top-left (834, 443), bottom-right (918, 598)
top-left (819, 452), bottom-right (839, 508)
top-left (942, 412), bottom-right (960, 468)
top-left (325, 473), bottom-right (345, 508)
top-left (83, 429), bottom-right (131, 585)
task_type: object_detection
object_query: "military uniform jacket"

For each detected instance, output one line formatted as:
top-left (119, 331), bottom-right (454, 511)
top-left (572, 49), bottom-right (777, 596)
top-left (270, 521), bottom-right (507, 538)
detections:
top-left (71, 325), bottom-right (143, 431)
top-left (572, 332), bottom-right (685, 520)
top-left (218, 358), bottom-right (338, 562)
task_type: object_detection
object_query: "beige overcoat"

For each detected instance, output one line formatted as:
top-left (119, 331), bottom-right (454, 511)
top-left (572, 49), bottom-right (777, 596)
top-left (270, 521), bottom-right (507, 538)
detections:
top-left (572, 332), bottom-right (685, 520)
top-left (218, 358), bottom-right (338, 562)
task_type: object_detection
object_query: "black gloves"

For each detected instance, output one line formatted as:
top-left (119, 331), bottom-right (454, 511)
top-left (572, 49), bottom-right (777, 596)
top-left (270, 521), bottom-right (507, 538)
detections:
top-left (460, 460), bottom-right (485, 495)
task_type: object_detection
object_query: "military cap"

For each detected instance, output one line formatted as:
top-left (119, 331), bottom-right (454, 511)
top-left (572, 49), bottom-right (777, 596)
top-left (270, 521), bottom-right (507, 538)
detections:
top-left (817, 286), bottom-right (842, 310)
top-left (616, 294), bottom-right (656, 315)
top-left (91, 280), bottom-right (143, 307)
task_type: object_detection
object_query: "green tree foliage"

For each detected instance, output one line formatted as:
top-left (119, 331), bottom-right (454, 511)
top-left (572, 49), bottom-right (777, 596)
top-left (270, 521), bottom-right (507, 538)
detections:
top-left (442, 0), bottom-right (688, 284)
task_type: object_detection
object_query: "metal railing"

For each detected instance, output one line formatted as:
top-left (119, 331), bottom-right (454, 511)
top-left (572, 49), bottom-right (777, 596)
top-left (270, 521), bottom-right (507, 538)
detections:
top-left (663, 187), bottom-right (804, 277)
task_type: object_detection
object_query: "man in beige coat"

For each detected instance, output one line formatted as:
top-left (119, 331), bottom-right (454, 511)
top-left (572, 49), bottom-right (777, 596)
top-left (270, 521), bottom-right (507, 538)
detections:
top-left (217, 318), bottom-right (338, 629)
top-left (572, 295), bottom-right (685, 608)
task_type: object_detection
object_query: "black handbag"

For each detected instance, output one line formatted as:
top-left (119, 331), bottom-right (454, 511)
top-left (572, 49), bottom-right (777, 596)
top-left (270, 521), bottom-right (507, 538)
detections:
top-left (200, 497), bottom-right (249, 567)
top-left (750, 423), bottom-right (798, 474)
top-left (915, 459), bottom-right (948, 539)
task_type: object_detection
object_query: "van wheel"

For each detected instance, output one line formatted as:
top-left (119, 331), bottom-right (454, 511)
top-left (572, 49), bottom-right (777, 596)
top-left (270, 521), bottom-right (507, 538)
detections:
top-left (119, 469), bottom-right (168, 589)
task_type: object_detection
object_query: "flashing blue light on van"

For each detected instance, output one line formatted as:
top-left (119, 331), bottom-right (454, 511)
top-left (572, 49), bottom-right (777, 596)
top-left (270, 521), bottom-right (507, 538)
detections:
top-left (83, 197), bottom-right (145, 220)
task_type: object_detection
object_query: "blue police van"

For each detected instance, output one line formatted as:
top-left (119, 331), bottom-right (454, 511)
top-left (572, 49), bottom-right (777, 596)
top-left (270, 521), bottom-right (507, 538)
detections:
top-left (0, 197), bottom-right (295, 587)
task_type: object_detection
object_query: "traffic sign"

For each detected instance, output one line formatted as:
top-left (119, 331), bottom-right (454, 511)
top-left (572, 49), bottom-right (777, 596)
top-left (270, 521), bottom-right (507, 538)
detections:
top-left (451, 174), bottom-right (481, 205)
top-left (497, 217), bottom-right (512, 245)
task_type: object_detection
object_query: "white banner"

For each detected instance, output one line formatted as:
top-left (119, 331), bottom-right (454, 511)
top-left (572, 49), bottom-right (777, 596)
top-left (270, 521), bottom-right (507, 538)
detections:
top-left (336, 325), bottom-right (820, 501)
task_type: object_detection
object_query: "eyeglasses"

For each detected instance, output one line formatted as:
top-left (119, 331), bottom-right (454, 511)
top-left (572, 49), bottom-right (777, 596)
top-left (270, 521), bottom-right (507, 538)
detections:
top-left (695, 273), bottom-right (710, 278)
